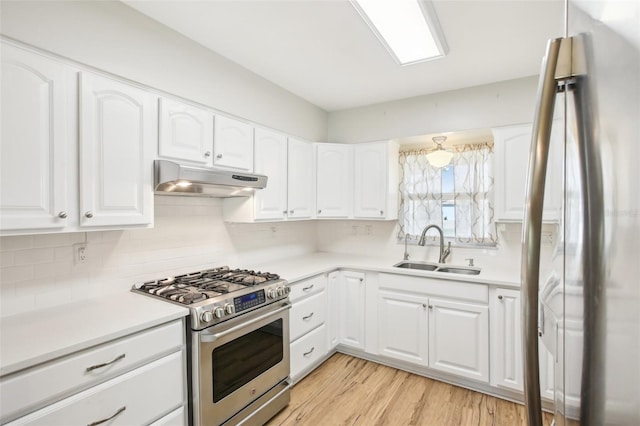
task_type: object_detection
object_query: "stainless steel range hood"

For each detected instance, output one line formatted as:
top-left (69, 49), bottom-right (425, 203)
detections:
top-left (154, 160), bottom-right (267, 197)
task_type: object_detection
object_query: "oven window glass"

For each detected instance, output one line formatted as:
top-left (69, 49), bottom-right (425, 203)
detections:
top-left (212, 318), bottom-right (283, 403)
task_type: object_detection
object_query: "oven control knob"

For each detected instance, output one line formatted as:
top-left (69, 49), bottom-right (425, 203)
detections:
top-left (201, 311), bottom-right (214, 323)
top-left (277, 287), bottom-right (285, 297)
top-left (267, 289), bottom-right (278, 299)
top-left (214, 307), bottom-right (225, 318)
top-left (225, 304), bottom-right (235, 315)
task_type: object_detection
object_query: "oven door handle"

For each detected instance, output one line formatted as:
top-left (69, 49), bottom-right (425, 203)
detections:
top-left (200, 303), bottom-right (291, 343)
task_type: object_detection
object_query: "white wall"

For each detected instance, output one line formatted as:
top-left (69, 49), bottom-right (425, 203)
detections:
top-left (327, 76), bottom-right (538, 142)
top-left (0, 197), bottom-right (317, 317)
top-left (0, 0), bottom-right (327, 141)
top-left (316, 220), bottom-right (557, 282)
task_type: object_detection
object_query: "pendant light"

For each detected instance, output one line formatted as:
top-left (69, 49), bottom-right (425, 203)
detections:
top-left (426, 136), bottom-right (453, 168)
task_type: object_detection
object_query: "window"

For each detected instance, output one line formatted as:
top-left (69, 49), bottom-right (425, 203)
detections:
top-left (398, 143), bottom-right (496, 245)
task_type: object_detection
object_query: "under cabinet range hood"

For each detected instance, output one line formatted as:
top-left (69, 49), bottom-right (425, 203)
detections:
top-left (154, 160), bottom-right (267, 197)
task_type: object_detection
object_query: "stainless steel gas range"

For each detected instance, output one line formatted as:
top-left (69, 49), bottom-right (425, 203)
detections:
top-left (132, 266), bottom-right (291, 426)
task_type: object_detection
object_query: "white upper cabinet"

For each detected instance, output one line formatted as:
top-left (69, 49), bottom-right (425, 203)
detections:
top-left (79, 72), bottom-right (155, 228)
top-left (492, 123), bottom-right (562, 222)
top-left (1, 44), bottom-right (76, 232)
top-left (213, 115), bottom-right (253, 171)
top-left (158, 97), bottom-right (214, 165)
top-left (223, 133), bottom-right (315, 223)
top-left (287, 137), bottom-right (315, 219)
top-left (253, 128), bottom-right (288, 220)
top-left (316, 143), bottom-right (353, 218)
top-left (353, 141), bottom-right (399, 220)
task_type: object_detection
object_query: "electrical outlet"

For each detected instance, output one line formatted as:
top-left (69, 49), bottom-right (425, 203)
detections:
top-left (74, 243), bottom-right (87, 264)
top-left (542, 232), bottom-right (554, 245)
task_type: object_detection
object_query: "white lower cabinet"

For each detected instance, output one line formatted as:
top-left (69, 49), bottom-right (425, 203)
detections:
top-left (150, 406), bottom-right (186, 426)
top-left (377, 290), bottom-right (428, 366)
top-left (1, 320), bottom-right (186, 425)
top-left (290, 324), bottom-right (328, 383)
top-left (428, 298), bottom-right (489, 383)
top-left (7, 352), bottom-right (184, 426)
top-left (490, 288), bottom-right (523, 391)
top-left (338, 271), bottom-right (366, 350)
top-left (288, 274), bottom-right (329, 383)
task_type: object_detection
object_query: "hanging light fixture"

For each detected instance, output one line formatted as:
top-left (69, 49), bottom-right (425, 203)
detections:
top-left (426, 136), bottom-right (453, 168)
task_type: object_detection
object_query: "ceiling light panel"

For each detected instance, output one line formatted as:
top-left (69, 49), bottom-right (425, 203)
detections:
top-left (351, 0), bottom-right (448, 65)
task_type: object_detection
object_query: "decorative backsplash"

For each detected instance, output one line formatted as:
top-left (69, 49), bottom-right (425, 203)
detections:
top-left (0, 196), bottom-right (316, 317)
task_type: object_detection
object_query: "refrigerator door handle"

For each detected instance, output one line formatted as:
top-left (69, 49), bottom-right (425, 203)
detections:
top-left (569, 35), bottom-right (605, 425)
top-left (522, 36), bottom-right (567, 426)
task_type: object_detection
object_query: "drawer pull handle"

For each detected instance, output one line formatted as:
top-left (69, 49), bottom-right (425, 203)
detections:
top-left (302, 312), bottom-right (314, 321)
top-left (302, 284), bottom-right (314, 292)
top-left (87, 406), bottom-right (126, 426)
top-left (86, 354), bottom-right (125, 372)
top-left (303, 347), bottom-right (315, 357)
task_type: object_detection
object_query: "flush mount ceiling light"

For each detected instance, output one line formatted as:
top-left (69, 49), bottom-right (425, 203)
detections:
top-left (350, 0), bottom-right (448, 65)
top-left (426, 136), bottom-right (453, 168)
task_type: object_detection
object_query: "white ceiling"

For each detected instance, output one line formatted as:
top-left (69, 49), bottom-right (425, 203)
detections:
top-left (122, 0), bottom-right (564, 112)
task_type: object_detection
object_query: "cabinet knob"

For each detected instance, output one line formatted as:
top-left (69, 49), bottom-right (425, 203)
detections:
top-left (380, 210), bottom-right (384, 216)
top-left (317, 209), bottom-right (322, 214)
top-left (422, 303), bottom-right (427, 308)
top-left (359, 278), bottom-right (364, 282)
top-left (428, 305), bottom-right (433, 309)
top-left (289, 210), bottom-right (294, 214)
top-left (283, 210), bottom-right (287, 215)
top-left (84, 211), bottom-right (94, 219)
top-left (58, 211), bottom-right (68, 219)
top-left (216, 153), bottom-right (223, 159)
top-left (204, 151), bottom-right (211, 158)
top-left (498, 295), bottom-right (503, 300)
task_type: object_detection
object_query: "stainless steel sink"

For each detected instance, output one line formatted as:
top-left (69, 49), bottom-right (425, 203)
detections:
top-left (436, 267), bottom-right (481, 275)
top-left (393, 261), bottom-right (438, 271)
top-left (393, 261), bottom-right (480, 275)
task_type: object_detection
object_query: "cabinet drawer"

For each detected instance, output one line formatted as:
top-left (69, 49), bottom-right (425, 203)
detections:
top-left (290, 291), bottom-right (327, 342)
top-left (290, 324), bottom-right (328, 382)
top-left (149, 406), bottom-right (186, 426)
top-left (1, 320), bottom-right (183, 422)
top-left (288, 274), bottom-right (326, 303)
top-left (6, 351), bottom-right (184, 426)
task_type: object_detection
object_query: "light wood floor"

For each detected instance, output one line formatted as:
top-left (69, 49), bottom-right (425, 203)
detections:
top-left (267, 353), bottom-right (555, 426)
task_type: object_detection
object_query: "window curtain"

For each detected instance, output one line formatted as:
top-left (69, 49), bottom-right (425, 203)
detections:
top-left (397, 143), bottom-right (497, 245)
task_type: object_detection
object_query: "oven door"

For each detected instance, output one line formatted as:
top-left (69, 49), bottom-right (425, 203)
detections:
top-left (193, 301), bottom-right (290, 426)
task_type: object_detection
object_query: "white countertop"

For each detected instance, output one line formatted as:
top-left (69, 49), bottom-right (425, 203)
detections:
top-left (0, 292), bottom-right (188, 377)
top-left (0, 251), bottom-right (518, 378)
top-left (246, 252), bottom-right (521, 287)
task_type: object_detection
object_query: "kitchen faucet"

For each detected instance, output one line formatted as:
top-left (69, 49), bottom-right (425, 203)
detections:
top-left (403, 234), bottom-right (410, 260)
top-left (418, 224), bottom-right (451, 263)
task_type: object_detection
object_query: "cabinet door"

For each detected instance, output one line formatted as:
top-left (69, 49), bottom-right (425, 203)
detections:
top-left (493, 124), bottom-right (561, 222)
top-left (253, 128), bottom-right (288, 220)
top-left (79, 73), bottom-right (154, 227)
top-left (491, 288), bottom-right (523, 391)
top-left (354, 142), bottom-right (387, 219)
top-left (1, 45), bottom-right (75, 231)
top-left (287, 138), bottom-right (315, 219)
top-left (158, 97), bottom-right (213, 165)
top-left (377, 290), bottom-right (428, 366)
top-left (327, 271), bottom-right (340, 350)
top-left (338, 271), bottom-right (365, 350)
top-left (213, 115), bottom-right (253, 171)
top-left (316, 143), bottom-right (352, 218)
top-left (428, 298), bottom-right (489, 382)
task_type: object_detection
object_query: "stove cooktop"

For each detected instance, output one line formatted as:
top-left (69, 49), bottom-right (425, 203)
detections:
top-left (132, 266), bottom-right (289, 330)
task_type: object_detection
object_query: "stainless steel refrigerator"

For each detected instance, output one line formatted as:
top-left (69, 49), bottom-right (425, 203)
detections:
top-left (521, 1), bottom-right (639, 425)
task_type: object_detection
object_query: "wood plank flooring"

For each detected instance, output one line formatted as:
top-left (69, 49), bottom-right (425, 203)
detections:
top-left (267, 353), bottom-right (555, 426)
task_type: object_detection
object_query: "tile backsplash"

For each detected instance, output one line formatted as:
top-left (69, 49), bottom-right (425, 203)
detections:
top-left (0, 196), bottom-right (317, 317)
